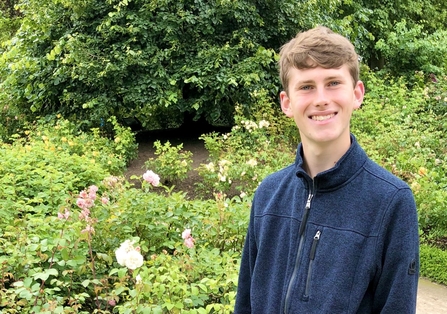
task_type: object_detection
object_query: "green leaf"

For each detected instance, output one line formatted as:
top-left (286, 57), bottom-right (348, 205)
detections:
top-left (163, 303), bottom-right (175, 311)
top-left (96, 252), bottom-right (113, 264)
top-left (61, 248), bottom-right (69, 260)
top-left (115, 286), bottom-right (126, 295)
top-left (19, 289), bottom-right (33, 300)
top-left (33, 268), bottom-right (58, 281)
top-left (118, 267), bottom-right (128, 278)
top-left (197, 283), bottom-right (208, 292)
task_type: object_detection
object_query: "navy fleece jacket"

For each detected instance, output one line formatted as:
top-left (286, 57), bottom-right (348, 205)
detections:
top-left (234, 135), bottom-right (419, 313)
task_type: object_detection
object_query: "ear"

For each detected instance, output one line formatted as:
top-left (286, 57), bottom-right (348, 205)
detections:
top-left (280, 91), bottom-right (293, 118)
top-left (353, 81), bottom-right (365, 109)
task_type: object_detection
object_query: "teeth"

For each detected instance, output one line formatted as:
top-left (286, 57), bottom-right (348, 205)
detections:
top-left (311, 114), bottom-right (335, 121)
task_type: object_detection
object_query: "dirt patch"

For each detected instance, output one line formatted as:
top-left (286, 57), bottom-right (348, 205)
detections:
top-left (125, 127), bottom-right (225, 198)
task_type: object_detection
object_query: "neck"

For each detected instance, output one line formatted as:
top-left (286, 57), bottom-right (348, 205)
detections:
top-left (302, 136), bottom-right (351, 178)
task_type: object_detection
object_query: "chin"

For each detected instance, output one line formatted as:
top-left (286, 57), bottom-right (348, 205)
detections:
top-left (307, 130), bottom-right (347, 144)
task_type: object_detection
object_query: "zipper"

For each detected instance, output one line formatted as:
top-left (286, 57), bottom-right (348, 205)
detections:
top-left (304, 230), bottom-right (321, 298)
top-left (283, 193), bottom-right (313, 314)
top-left (298, 194), bottom-right (312, 237)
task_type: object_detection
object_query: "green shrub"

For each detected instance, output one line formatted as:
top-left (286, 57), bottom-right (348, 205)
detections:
top-left (0, 102), bottom-right (25, 142)
top-left (422, 74), bottom-right (447, 119)
top-left (0, 173), bottom-right (250, 312)
top-left (420, 244), bottom-right (447, 285)
top-left (196, 94), bottom-right (296, 198)
top-left (0, 116), bottom-right (138, 226)
top-left (2, 68), bottom-right (447, 312)
top-left (144, 141), bottom-right (193, 185)
top-left (112, 248), bottom-right (239, 313)
top-left (375, 20), bottom-right (447, 77)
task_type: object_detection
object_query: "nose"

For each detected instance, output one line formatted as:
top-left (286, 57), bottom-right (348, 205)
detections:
top-left (315, 88), bottom-right (329, 107)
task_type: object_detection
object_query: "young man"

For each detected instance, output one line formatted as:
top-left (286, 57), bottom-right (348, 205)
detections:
top-left (234, 26), bottom-right (419, 313)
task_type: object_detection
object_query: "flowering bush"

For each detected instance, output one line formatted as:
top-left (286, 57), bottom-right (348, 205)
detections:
top-left (196, 110), bottom-right (295, 197)
top-left (0, 172), bottom-right (249, 312)
top-left (144, 140), bottom-right (193, 184)
top-left (0, 116), bottom-right (137, 227)
top-left (353, 69), bottom-right (447, 238)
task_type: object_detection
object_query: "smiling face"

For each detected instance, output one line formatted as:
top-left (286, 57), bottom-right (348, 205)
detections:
top-left (280, 64), bottom-right (364, 149)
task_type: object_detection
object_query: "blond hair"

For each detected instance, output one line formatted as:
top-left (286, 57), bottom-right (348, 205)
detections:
top-left (279, 26), bottom-right (359, 93)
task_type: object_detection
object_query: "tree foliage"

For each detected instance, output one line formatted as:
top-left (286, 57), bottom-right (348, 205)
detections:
top-left (375, 20), bottom-right (447, 77)
top-left (1, 0), bottom-right (447, 131)
top-left (336, 0), bottom-right (447, 71)
top-left (0, 0), bottom-right (337, 130)
top-left (0, 0), bottom-right (21, 43)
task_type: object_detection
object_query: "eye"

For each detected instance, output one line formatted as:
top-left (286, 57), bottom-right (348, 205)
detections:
top-left (300, 85), bottom-right (313, 90)
top-left (328, 81), bottom-right (341, 87)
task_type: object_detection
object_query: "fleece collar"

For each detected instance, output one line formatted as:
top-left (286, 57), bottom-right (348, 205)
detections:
top-left (294, 134), bottom-right (368, 191)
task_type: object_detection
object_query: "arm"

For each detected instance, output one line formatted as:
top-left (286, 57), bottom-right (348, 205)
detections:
top-left (373, 187), bottom-right (419, 313)
top-left (234, 208), bottom-right (257, 314)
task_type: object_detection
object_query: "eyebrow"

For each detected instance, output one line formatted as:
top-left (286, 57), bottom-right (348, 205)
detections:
top-left (295, 79), bottom-right (314, 85)
top-left (324, 75), bottom-right (345, 81)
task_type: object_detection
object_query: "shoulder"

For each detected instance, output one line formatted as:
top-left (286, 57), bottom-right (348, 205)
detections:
top-left (360, 158), bottom-right (416, 212)
top-left (362, 158), bottom-right (410, 190)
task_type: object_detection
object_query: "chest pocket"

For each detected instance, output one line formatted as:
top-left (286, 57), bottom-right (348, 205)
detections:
top-left (292, 224), bottom-right (377, 312)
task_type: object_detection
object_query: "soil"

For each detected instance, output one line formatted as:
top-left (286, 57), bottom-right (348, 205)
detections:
top-left (124, 128), bottom-right (447, 313)
top-left (125, 127), bottom-right (225, 199)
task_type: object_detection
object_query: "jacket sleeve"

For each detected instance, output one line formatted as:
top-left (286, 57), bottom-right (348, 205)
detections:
top-left (234, 206), bottom-right (257, 314)
top-left (373, 187), bottom-right (419, 313)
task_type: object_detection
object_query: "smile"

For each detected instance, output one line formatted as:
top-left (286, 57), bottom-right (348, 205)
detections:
top-left (311, 113), bottom-right (335, 121)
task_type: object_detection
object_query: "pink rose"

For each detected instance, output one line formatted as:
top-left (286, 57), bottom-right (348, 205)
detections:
top-left (182, 228), bottom-right (192, 239)
top-left (76, 198), bottom-right (87, 209)
top-left (182, 228), bottom-right (195, 248)
top-left (88, 185), bottom-right (98, 200)
top-left (79, 208), bottom-right (90, 220)
top-left (81, 224), bottom-right (95, 234)
top-left (89, 185), bottom-right (99, 193)
top-left (184, 237), bottom-right (195, 249)
top-left (84, 198), bottom-right (94, 208)
top-left (143, 170), bottom-right (160, 186)
top-left (57, 208), bottom-right (70, 220)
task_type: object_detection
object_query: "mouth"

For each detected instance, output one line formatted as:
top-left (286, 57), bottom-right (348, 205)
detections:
top-left (310, 113), bottom-right (336, 121)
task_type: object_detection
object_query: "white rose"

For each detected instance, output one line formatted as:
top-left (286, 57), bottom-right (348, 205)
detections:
top-left (125, 250), bottom-right (144, 270)
top-left (115, 247), bottom-right (127, 266)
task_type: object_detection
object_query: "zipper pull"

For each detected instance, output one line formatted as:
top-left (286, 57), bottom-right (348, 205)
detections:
top-left (299, 194), bottom-right (313, 237)
top-left (309, 230), bottom-right (321, 260)
top-left (305, 193), bottom-right (313, 209)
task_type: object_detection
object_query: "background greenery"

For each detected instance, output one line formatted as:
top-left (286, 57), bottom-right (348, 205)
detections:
top-left (2, 0), bottom-right (446, 132)
top-left (1, 0), bottom-right (446, 312)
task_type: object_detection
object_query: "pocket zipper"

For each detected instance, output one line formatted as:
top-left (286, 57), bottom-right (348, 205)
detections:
top-left (304, 230), bottom-right (321, 298)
